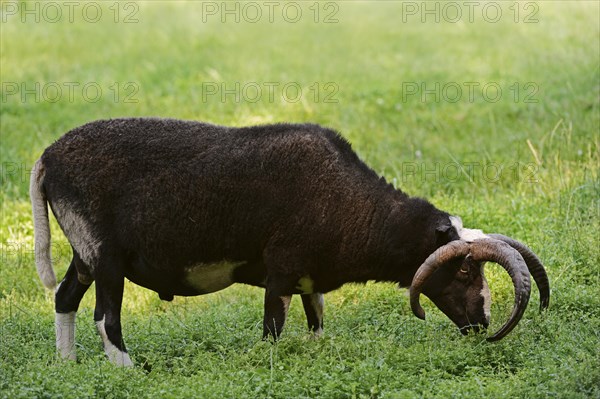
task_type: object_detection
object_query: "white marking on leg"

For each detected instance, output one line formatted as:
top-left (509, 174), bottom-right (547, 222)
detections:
top-left (311, 293), bottom-right (324, 337)
top-left (480, 268), bottom-right (491, 323)
top-left (95, 318), bottom-right (133, 367)
top-left (450, 216), bottom-right (489, 242)
top-left (55, 311), bottom-right (76, 361)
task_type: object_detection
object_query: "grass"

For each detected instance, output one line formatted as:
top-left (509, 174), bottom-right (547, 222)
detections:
top-left (1, 1), bottom-right (599, 398)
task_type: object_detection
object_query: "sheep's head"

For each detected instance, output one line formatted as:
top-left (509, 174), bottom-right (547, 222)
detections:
top-left (410, 219), bottom-right (550, 341)
top-left (419, 254), bottom-right (491, 334)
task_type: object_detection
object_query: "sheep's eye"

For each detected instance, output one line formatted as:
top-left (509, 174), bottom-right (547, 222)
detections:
top-left (459, 264), bottom-right (469, 274)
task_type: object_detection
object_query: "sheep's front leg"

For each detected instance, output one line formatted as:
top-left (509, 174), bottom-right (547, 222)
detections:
top-left (301, 293), bottom-right (324, 337)
top-left (262, 290), bottom-right (292, 340)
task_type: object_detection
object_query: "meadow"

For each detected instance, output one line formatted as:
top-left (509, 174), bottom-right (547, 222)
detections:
top-left (1, 1), bottom-right (598, 398)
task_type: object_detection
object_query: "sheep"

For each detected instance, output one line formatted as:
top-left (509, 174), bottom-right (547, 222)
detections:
top-left (30, 118), bottom-right (549, 366)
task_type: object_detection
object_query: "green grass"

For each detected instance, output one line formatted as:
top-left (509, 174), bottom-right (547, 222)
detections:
top-left (1, 1), bottom-right (599, 398)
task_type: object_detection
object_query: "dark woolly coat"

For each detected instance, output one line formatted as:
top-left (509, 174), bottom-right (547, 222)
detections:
top-left (41, 118), bottom-right (455, 298)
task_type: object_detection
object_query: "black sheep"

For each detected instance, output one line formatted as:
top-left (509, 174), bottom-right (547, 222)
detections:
top-left (30, 118), bottom-right (549, 366)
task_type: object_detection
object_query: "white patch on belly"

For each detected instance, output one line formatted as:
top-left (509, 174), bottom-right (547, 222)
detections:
top-left (52, 200), bottom-right (100, 269)
top-left (55, 311), bottom-right (76, 361)
top-left (296, 276), bottom-right (314, 294)
top-left (450, 216), bottom-right (489, 242)
top-left (96, 318), bottom-right (133, 367)
top-left (184, 261), bottom-right (246, 293)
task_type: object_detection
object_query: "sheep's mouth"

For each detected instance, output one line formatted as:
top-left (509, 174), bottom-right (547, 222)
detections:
top-left (459, 323), bottom-right (488, 335)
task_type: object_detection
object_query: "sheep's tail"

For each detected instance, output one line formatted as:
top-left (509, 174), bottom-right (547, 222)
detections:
top-left (30, 158), bottom-right (56, 289)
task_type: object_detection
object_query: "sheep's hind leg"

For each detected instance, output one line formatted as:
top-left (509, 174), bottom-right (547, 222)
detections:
top-left (93, 251), bottom-right (132, 367)
top-left (55, 252), bottom-right (93, 361)
top-left (301, 293), bottom-right (324, 337)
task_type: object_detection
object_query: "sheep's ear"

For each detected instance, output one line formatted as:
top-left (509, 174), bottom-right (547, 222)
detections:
top-left (436, 220), bottom-right (458, 243)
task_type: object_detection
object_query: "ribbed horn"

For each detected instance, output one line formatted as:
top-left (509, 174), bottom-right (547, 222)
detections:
top-left (409, 240), bottom-right (471, 320)
top-left (488, 234), bottom-right (549, 311)
top-left (467, 239), bottom-right (531, 341)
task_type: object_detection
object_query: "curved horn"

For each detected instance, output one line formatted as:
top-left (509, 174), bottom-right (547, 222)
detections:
top-left (409, 240), bottom-right (471, 320)
top-left (488, 234), bottom-right (549, 310)
top-left (409, 238), bottom-right (532, 341)
top-left (467, 239), bottom-right (531, 341)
